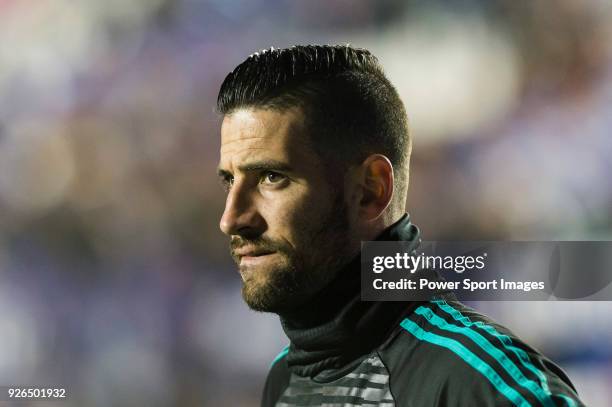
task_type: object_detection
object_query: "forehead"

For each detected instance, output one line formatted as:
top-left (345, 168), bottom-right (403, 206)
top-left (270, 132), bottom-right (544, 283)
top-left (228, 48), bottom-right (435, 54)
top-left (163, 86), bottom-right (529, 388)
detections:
top-left (219, 107), bottom-right (316, 170)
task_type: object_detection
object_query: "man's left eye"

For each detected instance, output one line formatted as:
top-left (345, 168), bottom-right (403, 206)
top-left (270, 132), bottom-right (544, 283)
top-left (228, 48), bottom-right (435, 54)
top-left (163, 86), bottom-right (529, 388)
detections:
top-left (262, 171), bottom-right (285, 184)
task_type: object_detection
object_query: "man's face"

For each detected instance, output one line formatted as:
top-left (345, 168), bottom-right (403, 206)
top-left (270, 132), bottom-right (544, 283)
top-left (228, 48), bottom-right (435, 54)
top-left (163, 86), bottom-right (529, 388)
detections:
top-left (218, 107), bottom-right (354, 313)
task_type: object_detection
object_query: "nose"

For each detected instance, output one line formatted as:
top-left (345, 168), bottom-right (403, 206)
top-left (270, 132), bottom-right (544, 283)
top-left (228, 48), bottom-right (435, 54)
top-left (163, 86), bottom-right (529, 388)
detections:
top-left (219, 181), bottom-right (265, 237)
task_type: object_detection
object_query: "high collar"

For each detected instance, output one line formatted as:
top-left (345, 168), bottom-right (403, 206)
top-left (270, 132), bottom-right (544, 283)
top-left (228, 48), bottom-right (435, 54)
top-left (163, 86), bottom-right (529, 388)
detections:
top-left (280, 214), bottom-right (422, 379)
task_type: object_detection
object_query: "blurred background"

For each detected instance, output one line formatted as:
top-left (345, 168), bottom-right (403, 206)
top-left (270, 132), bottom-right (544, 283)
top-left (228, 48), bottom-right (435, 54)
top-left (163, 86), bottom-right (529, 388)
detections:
top-left (0, 0), bottom-right (611, 405)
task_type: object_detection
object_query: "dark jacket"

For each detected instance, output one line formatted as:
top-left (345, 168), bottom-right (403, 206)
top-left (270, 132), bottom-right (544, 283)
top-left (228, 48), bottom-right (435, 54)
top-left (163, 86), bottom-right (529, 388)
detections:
top-left (262, 215), bottom-right (584, 406)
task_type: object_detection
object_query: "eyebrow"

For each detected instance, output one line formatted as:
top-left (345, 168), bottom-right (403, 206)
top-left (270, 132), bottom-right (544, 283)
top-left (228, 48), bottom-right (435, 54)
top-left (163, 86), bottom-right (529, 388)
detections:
top-left (216, 160), bottom-right (294, 177)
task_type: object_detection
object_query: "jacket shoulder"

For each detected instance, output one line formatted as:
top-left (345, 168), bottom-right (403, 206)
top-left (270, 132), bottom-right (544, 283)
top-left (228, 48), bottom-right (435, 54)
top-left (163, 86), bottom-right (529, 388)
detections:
top-left (378, 300), bottom-right (585, 407)
top-left (261, 346), bottom-right (291, 407)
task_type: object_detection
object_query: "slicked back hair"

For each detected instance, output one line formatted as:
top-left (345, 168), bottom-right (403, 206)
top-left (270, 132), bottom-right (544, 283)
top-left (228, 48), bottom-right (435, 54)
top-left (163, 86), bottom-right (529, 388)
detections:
top-left (217, 45), bottom-right (411, 200)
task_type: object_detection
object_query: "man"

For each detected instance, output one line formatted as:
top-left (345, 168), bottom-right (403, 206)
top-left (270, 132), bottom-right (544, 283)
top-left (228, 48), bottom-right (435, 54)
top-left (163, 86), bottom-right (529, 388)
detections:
top-left (216, 45), bottom-right (584, 406)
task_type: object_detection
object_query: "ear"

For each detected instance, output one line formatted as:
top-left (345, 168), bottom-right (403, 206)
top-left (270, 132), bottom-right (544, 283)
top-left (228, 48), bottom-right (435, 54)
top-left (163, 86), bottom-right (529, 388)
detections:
top-left (357, 154), bottom-right (394, 221)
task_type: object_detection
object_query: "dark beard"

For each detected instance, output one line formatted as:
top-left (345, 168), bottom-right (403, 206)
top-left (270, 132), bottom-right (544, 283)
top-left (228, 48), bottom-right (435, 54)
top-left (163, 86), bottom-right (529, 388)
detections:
top-left (236, 191), bottom-right (352, 313)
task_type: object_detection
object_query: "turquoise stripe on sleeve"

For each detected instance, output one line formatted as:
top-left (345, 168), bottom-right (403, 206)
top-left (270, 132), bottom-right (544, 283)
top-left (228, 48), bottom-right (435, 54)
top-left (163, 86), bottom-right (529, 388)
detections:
top-left (557, 394), bottom-right (577, 407)
top-left (400, 318), bottom-right (530, 406)
top-left (434, 300), bottom-right (551, 393)
top-left (415, 305), bottom-right (554, 407)
top-left (433, 300), bottom-right (577, 407)
top-left (270, 345), bottom-right (290, 367)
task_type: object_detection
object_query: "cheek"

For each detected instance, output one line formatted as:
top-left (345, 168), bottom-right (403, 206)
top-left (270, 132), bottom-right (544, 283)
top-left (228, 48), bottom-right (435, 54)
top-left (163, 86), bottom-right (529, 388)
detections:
top-left (260, 188), bottom-right (325, 245)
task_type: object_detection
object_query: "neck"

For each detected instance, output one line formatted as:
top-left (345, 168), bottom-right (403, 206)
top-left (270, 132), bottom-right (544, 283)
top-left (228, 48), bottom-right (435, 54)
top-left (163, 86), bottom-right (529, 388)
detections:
top-left (362, 210), bottom-right (406, 241)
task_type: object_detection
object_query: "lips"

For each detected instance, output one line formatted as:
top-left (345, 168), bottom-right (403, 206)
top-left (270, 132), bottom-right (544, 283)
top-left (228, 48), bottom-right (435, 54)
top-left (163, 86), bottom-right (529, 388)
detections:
top-left (234, 247), bottom-right (275, 259)
top-left (241, 251), bottom-right (274, 258)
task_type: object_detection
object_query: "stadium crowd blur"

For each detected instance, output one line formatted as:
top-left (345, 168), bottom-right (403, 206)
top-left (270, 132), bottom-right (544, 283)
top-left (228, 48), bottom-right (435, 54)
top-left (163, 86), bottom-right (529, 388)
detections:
top-left (0, 1), bottom-right (611, 406)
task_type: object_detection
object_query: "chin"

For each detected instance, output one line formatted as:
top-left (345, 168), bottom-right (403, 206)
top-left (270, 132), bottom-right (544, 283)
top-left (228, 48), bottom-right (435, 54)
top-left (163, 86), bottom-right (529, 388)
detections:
top-left (241, 271), bottom-right (305, 313)
top-left (242, 284), bottom-right (293, 313)
top-left (239, 255), bottom-right (341, 313)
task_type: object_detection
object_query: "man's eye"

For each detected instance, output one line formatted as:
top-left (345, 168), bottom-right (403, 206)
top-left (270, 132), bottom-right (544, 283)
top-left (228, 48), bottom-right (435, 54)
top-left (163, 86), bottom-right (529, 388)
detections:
top-left (261, 171), bottom-right (285, 185)
top-left (220, 175), bottom-right (234, 191)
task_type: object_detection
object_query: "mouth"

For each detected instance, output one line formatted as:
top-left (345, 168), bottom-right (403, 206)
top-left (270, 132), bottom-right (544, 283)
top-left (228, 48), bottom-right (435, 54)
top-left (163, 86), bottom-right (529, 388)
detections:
top-left (234, 248), bottom-right (276, 263)
top-left (240, 251), bottom-right (275, 260)
top-left (238, 252), bottom-right (278, 277)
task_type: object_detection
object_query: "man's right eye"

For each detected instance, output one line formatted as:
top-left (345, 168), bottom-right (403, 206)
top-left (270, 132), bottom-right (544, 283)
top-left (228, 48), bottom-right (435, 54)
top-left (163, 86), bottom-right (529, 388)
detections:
top-left (220, 175), bottom-right (234, 191)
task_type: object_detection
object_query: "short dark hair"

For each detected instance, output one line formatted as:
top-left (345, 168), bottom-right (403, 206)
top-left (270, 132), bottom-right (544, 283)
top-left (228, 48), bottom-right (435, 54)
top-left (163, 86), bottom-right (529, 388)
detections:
top-left (217, 44), bottom-right (410, 190)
